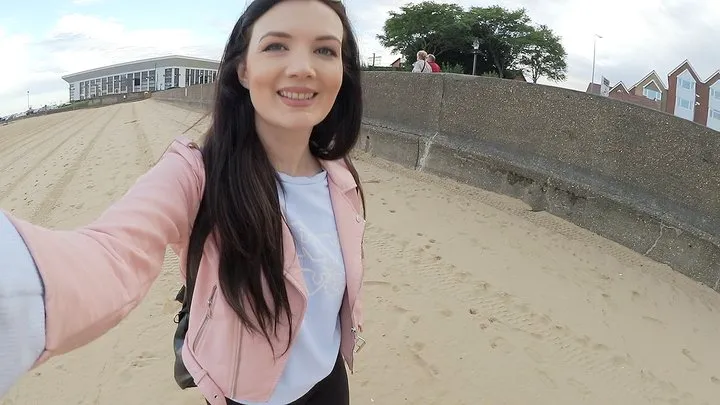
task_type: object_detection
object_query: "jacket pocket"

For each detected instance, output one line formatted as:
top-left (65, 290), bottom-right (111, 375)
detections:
top-left (192, 285), bottom-right (218, 353)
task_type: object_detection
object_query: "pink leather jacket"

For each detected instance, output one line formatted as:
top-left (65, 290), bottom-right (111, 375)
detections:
top-left (4, 137), bottom-right (366, 404)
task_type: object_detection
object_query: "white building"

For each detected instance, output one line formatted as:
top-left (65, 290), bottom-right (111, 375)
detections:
top-left (61, 55), bottom-right (220, 102)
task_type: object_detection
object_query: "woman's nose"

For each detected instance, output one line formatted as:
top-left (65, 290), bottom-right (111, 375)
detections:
top-left (285, 51), bottom-right (316, 78)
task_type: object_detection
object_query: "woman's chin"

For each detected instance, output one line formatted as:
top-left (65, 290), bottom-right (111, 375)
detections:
top-left (274, 115), bottom-right (326, 131)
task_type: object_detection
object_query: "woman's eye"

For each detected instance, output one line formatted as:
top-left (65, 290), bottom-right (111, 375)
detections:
top-left (262, 43), bottom-right (287, 52)
top-left (316, 47), bottom-right (338, 57)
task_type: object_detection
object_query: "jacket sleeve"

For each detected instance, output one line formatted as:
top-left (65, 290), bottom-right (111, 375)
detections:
top-left (1, 138), bottom-right (204, 367)
top-left (0, 212), bottom-right (46, 398)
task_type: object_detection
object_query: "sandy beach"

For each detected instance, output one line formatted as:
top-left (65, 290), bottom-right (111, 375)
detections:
top-left (2, 100), bottom-right (720, 405)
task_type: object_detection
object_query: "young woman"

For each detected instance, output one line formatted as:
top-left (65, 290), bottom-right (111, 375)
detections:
top-left (0, 0), bottom-right (367, 404)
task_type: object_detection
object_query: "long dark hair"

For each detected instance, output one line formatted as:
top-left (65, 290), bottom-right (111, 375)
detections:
top-left (185, 0), bottom-right (365, 355)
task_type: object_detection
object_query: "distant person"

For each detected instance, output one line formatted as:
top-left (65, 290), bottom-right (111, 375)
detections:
top-left (0, 1), bottom-right (367, 405)
top-left (412, 50), bottom-right (432, 73)
top-left (426, 54), bottom-right (441, 73)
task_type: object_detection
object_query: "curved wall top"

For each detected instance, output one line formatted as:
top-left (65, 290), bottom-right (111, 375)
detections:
top-left (154, 72), bottom-right (720, 290)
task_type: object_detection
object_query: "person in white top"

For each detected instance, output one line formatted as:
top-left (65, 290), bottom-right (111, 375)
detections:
top-left (411, 50), bottom-right (432, 73)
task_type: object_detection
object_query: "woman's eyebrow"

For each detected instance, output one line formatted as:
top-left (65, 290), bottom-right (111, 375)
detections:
top-left (258, 31), bottom-right (341, 43)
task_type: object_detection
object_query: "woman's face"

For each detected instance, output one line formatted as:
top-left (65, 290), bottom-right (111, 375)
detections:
top-left (239, 0), bottom-right (345, 133)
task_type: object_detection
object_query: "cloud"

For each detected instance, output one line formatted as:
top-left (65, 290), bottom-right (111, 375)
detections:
top-left (535, 0), bottom-right (720, 88)
top-left (0, 29), bottom-right (36, 114)
top-left (0, 14), bottom-right (224, 116)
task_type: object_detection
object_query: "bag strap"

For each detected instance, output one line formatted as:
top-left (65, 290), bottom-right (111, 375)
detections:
top-left (180, 255), bottom-right (199, 316)
top-left (176, 142), bottom-right (204, 319)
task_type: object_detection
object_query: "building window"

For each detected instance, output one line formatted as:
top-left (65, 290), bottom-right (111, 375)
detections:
top-left (164, 68), bottom-right (173, 88)
top-left (711, 109), bottom-right (720, 120)
top-left (149, 70), bottom-right (156, 91)
top-left (711, 88), bottom-right (720, 101)
top-left (679, 78), bottom-right (694, 90)
top-left (678, 98), bottom-right (691, 110)
top-left (643, 87), bottom-right (661, 101)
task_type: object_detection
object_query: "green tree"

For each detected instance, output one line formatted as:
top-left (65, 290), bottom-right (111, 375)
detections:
top-left (465, 6), bottom-right (534, 79)
top-left (377, 2), bottom-right (470, 68)
top-left (377, 2), bottom-right (567, 80)
top-left (519, 25), bottom-right (568, 83)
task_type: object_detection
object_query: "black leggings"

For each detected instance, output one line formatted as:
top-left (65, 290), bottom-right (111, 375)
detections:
top-left (207, 352), bottom-right (349, 405)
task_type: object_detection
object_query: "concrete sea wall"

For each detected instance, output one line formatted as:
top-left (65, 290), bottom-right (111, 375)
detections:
top-left (153, 72), bottom-right (720, 292)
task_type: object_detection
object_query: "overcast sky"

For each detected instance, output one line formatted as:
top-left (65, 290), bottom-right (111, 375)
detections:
top-left (1, 0), bottom-right (718, 116)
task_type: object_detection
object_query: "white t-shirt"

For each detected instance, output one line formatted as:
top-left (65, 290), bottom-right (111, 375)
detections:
top-left (412, 59), bottom-right (432, 73)
top-left (238, 169), bottom-right (346, 405)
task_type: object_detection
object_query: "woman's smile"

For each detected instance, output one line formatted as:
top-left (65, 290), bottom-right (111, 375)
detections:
top-left (277, 87), bottom-right (319, 107)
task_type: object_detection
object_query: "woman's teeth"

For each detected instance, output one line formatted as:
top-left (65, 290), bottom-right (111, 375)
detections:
top-left (278, 91), bottom-right (316, 100)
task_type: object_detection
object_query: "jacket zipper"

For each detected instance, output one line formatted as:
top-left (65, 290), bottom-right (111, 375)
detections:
top-left (192, 285), bottom-right (217, 352)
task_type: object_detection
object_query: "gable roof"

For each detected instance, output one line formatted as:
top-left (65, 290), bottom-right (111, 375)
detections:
top-left (668, 59), bottom-right (703, 82)
top-left (610, 81), bottom-right (629, 93)
top-left (631, 70), bottom-right (667, 91)
top-left (705, 70), bottom-right (720, 86)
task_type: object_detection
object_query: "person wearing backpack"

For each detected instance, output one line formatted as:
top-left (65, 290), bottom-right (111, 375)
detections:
top-left (411, 50), bottom-right (432, 73)
top-left (0, 1), bottom-right (367, 404)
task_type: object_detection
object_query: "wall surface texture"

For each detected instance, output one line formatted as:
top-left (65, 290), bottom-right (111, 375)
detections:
top-left (153, 72), bottom-right (720, 291)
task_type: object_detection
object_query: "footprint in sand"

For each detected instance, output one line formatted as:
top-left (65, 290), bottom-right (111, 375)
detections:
top-left (364, 279), bottom-right (401, 292)
top-left (524, 346), bottom-right (546, 364)
top-left (567, 378), bottom-right (592, 396)
top-left (536, 369), bottom-right (558, 389)
top-left (682, 348), bottom-right (700, 365)
top-left (489, 336), bottom-right (514, 354)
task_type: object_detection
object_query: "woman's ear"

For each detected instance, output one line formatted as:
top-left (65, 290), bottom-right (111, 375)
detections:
top-left (237, 62), bottom-right (248, 89)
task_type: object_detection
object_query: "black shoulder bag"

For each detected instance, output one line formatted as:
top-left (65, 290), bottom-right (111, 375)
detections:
top-left (173, 264), bottom-right (198, 388)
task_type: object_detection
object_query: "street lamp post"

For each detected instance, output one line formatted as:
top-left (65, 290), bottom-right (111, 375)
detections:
top-left (27, 90), bottom-right (30, 110)
top-left (591, 33), bottom-right (603, 85)
top-left (472, 39), bottom-right (480, 76)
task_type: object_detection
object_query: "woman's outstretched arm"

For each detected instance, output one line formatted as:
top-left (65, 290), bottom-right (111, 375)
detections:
top-left (0, 138), bottom-right (203, 371)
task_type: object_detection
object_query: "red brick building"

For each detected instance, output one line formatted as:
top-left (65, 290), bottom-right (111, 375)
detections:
top-left (586, 59), bottom-right (720, 132)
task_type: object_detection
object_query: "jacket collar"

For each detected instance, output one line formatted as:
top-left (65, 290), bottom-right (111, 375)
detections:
top-left (319, 158), bottom-right (357, 193)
